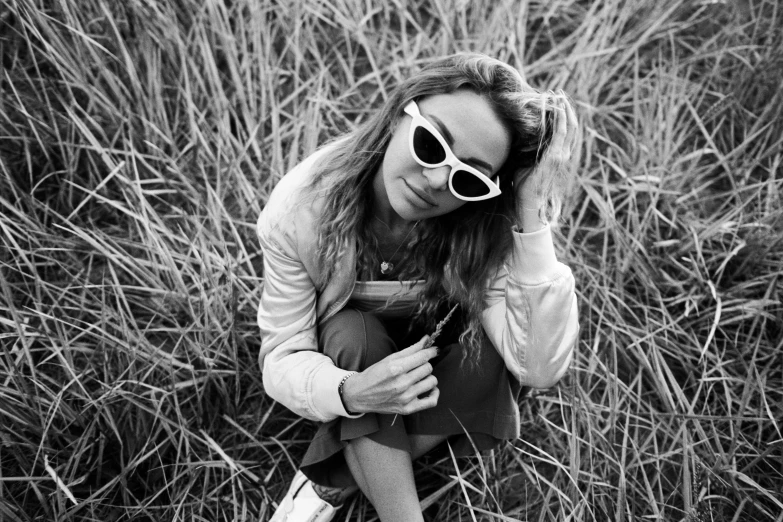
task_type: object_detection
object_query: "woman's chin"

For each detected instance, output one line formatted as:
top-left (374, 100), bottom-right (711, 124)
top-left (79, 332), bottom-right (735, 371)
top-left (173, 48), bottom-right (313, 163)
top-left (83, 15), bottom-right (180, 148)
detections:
top-left (387, 194), bottom-right (424, 222)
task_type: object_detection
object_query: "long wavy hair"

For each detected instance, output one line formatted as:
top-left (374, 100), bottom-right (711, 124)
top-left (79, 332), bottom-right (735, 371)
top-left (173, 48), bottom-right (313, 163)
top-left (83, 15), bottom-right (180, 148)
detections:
top-left (307, 52), bottom-right (569, 365)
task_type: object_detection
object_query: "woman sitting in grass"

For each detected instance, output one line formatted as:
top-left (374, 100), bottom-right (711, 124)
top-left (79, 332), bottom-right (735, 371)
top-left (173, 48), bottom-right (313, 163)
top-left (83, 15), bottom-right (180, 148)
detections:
top-left (258, 52), bottom-right (579, 522)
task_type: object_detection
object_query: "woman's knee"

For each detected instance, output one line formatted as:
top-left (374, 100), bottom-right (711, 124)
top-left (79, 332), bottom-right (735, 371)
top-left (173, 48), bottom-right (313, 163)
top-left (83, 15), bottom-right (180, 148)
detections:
top-left (318, 309), bottom-right (397, 371)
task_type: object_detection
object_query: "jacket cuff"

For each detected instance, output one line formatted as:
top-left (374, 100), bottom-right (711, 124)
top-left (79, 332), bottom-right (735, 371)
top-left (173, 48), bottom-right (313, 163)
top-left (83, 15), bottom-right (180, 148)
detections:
top-left (510, 224), bottom-right (564, 285)
top-left (311, 363), bottom-right (365, 419)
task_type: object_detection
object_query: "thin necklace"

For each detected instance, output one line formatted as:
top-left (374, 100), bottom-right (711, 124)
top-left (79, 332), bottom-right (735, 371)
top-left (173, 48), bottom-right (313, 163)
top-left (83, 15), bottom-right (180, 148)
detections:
top-left (373, 216), bottom-right (419, 275)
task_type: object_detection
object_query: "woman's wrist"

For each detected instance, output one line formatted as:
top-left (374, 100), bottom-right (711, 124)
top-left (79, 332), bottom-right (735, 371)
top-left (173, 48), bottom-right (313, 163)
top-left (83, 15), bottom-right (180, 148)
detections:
top-left (517, 197), bottom-right (547, 233)
top-left (338, 372), bottom-right (359, 415)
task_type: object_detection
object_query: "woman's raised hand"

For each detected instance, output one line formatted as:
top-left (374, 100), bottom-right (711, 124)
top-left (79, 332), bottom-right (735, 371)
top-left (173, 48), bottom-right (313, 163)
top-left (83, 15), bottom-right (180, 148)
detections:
top-left (515, 91), bottom-right (578, 230)
top-left (340, 337), bottom-right (439, 415)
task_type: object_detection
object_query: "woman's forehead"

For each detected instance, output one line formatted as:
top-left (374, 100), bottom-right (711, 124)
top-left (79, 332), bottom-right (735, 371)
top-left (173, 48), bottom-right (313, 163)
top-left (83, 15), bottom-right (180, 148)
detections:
top-left (417, 91), bottom-right (511, 173)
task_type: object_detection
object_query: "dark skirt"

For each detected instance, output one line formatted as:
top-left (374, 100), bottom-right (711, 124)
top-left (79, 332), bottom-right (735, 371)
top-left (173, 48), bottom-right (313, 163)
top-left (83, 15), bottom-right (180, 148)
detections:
top-left (300, 307), bottom-right (522, 488)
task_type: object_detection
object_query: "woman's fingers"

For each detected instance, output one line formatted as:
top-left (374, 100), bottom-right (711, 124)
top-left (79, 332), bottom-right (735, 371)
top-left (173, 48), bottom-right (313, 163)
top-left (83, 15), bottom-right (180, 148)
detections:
top-left (412, 386), bottom-right (439, 412)
top-left (351, 337), bottom-right (441, 415)
top-left (391, 349), bottom-right (438, 413)
top-left (410, 374), bottom-right (438, 398)
top-left (564, 98), bottom-right (579, 151)
top-left (547, 94), bottom-right (570, 164)
top-left (395, 335), bottom-right (429, 355)
top-left (560, 91), bottom-right (578, 153)
top-left (405, 359), bottom-right (434, 384)
top-left (388, 339), bottom-right (437, 376)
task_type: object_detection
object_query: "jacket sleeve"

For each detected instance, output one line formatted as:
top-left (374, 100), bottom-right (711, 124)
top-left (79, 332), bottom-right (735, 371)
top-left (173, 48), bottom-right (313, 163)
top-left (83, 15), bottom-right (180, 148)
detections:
top-left (481, 224), bottom-right (578, 388)
top-left (256, 151), bottom-right (363, 423)
top-left (256, 223), bottom-right (362, 422)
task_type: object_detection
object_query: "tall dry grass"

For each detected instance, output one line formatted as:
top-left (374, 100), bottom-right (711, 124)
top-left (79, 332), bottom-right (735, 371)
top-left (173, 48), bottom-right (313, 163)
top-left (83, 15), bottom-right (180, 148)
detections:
top-left (1, 0), bottom-right (781, 520)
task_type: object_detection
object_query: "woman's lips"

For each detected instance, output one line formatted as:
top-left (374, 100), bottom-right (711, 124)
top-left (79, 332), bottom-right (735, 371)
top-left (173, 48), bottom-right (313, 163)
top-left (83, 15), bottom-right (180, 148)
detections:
top-left (404, 180), bottom-right (437, 208)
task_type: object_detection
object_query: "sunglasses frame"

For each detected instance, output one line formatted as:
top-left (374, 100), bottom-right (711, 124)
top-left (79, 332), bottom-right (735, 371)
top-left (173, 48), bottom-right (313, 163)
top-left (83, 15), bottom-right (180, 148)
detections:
top-left (403, 100), bottom-right (502, 202)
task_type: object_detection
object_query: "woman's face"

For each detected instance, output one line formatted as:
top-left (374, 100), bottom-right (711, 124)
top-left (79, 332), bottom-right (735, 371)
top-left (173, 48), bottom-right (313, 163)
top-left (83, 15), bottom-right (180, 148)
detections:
top-left (374, 90), bottom-right (512, 223)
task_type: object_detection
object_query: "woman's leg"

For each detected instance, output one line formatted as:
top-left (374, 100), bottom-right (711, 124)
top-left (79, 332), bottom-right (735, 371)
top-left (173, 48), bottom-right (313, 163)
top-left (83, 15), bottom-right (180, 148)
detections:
top-left (343, 431), bottom-right (447, 521)
top-left (313, 310), bottom-right (448, 517)
top-left (313, 433), bottom-right (445, 507)
top-left (344, 436), bottom-right (423, 522)
top-left (410, 433), bottom-right (449, 458)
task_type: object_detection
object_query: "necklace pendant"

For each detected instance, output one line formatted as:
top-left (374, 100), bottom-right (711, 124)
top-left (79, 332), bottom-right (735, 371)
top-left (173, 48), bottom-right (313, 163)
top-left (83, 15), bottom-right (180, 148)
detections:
top-left (380, 261), bottom-right (394, 275)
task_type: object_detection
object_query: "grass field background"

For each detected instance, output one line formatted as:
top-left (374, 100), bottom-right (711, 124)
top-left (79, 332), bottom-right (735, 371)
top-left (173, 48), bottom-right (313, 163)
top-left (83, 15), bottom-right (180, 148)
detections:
top-left (1, 0), bottom-right (781, 520)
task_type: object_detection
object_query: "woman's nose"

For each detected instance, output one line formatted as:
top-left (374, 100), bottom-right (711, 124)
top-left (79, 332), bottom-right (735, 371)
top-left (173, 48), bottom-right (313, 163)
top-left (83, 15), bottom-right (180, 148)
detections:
top-left (422, 166), bottom-right (451, 191)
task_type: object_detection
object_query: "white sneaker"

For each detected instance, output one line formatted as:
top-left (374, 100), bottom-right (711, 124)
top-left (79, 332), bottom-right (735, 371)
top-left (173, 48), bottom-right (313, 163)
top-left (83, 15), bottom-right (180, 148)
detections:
top-left (269, 470), bottom-right (337, 522)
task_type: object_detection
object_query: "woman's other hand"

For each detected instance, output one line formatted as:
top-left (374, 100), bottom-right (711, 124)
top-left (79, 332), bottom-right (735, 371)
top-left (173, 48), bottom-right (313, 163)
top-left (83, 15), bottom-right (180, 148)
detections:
top-left (515, 91), bottom-right (578, 231)
top-left (341, 337), bottom-right (439, 415)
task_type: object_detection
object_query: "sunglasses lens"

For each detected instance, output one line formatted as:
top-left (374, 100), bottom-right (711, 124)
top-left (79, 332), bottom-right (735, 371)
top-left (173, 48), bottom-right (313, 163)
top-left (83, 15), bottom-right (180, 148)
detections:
top-left (412, 126), bottom-right (446, 165)
top-left (452, 169), bottom-right (492, 198)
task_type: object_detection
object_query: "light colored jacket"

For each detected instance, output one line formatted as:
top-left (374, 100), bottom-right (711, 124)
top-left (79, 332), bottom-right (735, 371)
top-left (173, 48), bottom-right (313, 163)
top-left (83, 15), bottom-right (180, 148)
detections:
top-left (257, 145), bottom-right (579, 423)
